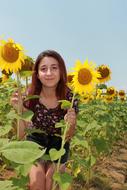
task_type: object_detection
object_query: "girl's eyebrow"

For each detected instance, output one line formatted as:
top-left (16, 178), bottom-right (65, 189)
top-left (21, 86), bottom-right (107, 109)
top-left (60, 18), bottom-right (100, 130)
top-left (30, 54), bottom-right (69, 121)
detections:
top-left (51, 64), bottom-right (59, 67)
top-left (40, 63), bottom-right (58, 68)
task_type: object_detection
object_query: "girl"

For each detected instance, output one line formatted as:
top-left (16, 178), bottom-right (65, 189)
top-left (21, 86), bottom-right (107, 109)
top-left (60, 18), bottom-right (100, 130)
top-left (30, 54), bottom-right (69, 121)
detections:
top-left (11, 50), bottom-right (78, 190)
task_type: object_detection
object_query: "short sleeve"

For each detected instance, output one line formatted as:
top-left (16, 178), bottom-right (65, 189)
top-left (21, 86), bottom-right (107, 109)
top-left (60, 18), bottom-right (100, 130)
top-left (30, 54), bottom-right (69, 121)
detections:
top-left (23, 99), bottom-right (38, 112)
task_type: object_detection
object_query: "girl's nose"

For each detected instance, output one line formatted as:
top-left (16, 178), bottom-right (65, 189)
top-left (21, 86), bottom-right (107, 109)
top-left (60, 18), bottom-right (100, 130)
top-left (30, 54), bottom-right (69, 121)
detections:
top-left (46, 68), bottom-right (52, 75)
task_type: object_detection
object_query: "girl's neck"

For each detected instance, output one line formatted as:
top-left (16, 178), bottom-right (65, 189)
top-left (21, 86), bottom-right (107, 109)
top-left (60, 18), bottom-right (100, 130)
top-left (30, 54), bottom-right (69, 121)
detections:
top-left (40, 87), bottom-right (56, 98)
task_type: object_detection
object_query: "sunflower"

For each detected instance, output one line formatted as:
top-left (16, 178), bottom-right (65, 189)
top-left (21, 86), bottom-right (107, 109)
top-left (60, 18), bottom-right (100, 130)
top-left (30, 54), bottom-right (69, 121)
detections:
top-left (20, 56), bottom-right (34, 71)
top-left (0, 38), bottom-right (25, 73)
top-left (1, 74), bottom-right (9, 82)
top-left (120, 97), bottom-right (126, 101)
top-left (118, 90), bottom-right (125, 97)
top-left (71, 59), bottom-right (100, 95)
top-left (105, 95), bottom-right (114, 103)
top-left (80, 94), bottom-right (91, 104)
top-left (106, 87), bottom-right (116, 97)
top-left (97, 65), bottom-right (111, 83)
top-left (96, 89), bottom-right (103, 100)
top-left (2, 69), bottom-right (12, 77)
top-left (67, 73), bottom-right (74, 89)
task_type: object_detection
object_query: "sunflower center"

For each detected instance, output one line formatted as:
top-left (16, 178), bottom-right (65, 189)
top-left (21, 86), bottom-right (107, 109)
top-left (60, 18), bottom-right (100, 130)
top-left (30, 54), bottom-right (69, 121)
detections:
top-left (98, 67), bottom-right (110, 79)
top-left (67, 75), bottom-right (74, 83)
top-left (119, 91), bottom-right (125, 96)
top-left (78, 68), bottom-right (92, 85)
top-left (1, 43), bottom-right (19, 63)
top-left (107, 89), bottom-right (114, 95)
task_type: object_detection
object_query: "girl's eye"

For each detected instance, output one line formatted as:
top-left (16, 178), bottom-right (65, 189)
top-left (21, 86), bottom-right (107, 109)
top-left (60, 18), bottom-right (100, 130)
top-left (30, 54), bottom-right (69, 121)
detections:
top-left (52, 67), bottom-right (58, 70)
top-left (40, 68), bottom-right (47, 71)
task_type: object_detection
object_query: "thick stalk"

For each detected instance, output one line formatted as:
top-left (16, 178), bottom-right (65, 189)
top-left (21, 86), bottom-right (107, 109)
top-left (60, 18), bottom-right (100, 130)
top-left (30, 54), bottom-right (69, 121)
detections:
top-left (52, 93), bottom-right (76, 190)
top-left (56, 93), bottom-right (75, 172)
top-left (16, 72), bottom-right (23, 139)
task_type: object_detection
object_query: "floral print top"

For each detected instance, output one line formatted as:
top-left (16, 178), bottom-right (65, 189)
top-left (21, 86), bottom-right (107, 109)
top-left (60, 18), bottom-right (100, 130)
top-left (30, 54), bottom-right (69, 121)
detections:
top-left (24, 89), bottom-right (78, 136)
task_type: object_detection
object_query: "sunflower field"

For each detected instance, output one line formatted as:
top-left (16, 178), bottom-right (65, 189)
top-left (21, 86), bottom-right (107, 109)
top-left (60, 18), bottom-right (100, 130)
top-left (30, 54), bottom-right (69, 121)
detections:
top-left (0, 38), bottom-right (127, 190)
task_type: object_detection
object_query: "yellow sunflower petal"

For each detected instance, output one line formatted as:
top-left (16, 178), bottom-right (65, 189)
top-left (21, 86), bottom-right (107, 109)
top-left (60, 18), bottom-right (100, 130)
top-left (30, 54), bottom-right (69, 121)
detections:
top-left (0, 38), bottom-right (25, 73)
top-left (71, 59), bottom-right (100, 95)
top-left (97, 64), bottom-right (111, 83)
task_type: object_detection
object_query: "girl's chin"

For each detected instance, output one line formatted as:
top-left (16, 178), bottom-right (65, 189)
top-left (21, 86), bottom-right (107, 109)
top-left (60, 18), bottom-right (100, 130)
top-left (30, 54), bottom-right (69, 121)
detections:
top-left (43, 84), bottom-right (57, 88)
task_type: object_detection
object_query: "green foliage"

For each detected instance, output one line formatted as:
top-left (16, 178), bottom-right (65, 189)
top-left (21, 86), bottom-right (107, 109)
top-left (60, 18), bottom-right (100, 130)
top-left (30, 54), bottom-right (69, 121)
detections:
top-left (70, 98), bottom-right (127, 186)
top-left (0, 180), bottom-right (16, 190)
top-left (1, 77), bottom-right (127, 189)
top-left (49, 148), bottom-right (65, 161)
top-left (19, 110), bottom-right (34, 122)
top-left (53, 172), bottom-right (72, 190)
top-left (59, 100), bottom-right (71, 109)
top-left (0, 141), bottom-right (46, 164)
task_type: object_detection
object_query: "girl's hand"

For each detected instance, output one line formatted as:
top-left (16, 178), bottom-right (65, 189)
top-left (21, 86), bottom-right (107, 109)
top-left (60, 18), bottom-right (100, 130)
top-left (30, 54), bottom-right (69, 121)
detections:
top-left (10, 91), bottom-right (20, 110)
top-left (64, 108), bottom-right (76, 140)
top-left (10, 91), bottom-right (26, 112)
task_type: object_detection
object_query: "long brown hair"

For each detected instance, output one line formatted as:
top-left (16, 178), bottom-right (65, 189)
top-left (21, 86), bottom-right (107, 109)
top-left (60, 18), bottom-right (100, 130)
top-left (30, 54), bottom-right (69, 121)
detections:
top-left (25, 50), bottom-right (68, 109)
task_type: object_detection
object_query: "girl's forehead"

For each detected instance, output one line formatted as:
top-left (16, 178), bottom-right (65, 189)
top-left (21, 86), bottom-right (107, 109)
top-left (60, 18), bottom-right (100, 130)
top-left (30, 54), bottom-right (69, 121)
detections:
top-left (39, 56), bottom-right (59, 67)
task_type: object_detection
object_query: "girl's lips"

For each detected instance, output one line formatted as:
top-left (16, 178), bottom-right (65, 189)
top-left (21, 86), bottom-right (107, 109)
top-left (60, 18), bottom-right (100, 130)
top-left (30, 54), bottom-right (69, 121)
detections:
top-left (45, 78), bottom-right (54, 80)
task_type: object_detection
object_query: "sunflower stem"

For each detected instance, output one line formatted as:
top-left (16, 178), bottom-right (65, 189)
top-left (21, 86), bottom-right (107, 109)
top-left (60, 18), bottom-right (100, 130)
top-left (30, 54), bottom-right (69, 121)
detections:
top-left (52, 93), bottom-right (76, 190)
top-left (26, 76), bottom-right (28, 89)
top-left (16, 72), bottom-right (23, 139)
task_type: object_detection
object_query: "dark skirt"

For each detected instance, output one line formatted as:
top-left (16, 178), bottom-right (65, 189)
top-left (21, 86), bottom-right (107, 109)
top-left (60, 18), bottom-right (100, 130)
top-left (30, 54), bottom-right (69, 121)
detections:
top-left (26, 133), bottom-right (70, 163)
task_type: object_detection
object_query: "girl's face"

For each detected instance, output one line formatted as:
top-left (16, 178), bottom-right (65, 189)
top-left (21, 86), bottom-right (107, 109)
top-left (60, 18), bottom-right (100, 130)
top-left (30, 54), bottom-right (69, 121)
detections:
top-left (38, 56), bottom-right (60, 88)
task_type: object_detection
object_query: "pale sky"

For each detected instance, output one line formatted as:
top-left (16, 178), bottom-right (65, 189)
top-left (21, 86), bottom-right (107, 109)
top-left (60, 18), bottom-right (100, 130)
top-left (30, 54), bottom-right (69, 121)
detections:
top-left (0, 0), bottom-right (127, 90)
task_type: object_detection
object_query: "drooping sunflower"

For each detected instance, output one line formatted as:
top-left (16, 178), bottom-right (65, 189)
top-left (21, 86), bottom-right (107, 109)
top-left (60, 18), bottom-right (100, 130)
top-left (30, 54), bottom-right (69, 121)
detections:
top-left (71, 59), bottom-right (100, 95)
top-left (96, 65), bottom-right (111, 83)
top-left (19, 56), bottom-right (34, 78)
top-left (0, 38), bottom-right (25, 73)
top-left (20, 56), bottom-right (34, 71)
top-left (67, 73), bottom-right (74, 89)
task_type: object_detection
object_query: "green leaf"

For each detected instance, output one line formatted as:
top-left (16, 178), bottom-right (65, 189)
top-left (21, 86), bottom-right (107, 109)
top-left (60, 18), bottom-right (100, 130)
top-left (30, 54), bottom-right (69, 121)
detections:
top-left (24, 95), bottom-right (40, 101)
top-left (12, 176), bottom-right (29, 190)
top-left (49, 148), bottom-right (65, 161)
top-left (0, 138), bottom-right (9, 148)
top-left (1, 141), bottom-right (46, 164)
top-left (72, 136), bottom-right (89, 149)
top-left (0, 124), bottom-right (12, 137)
top-left (93, 137), bottom-right (108, 153)
top-left (25, 128), bottom-right (46, 135)
top-left (20, 71), bottom-right (33, 77)
top-left (40, 154), bottom-right (51, 161)
top-left (0, 180), bottom-right (16, 190)
top-left (85, 155), bottom-right (96, 168)
top-left (55, 120), bottom-right (65, 128)
top-left (15, 163), bottom-right (33, 176)
top-left (53, 172), bottom-right (72, 190)
top-left (19, 110), bottom-right (34, 122)
top-left (59, 100), bottom-right (71, 109)
top-left (84, 121), bottom-right (102, 134)
top-left (6, 110), bottom-right (18, 120)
